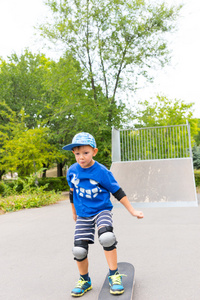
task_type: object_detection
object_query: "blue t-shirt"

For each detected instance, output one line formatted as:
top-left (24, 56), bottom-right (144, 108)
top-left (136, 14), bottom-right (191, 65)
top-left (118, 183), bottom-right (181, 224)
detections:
top-left (67, 161), bottom-right (120, 217)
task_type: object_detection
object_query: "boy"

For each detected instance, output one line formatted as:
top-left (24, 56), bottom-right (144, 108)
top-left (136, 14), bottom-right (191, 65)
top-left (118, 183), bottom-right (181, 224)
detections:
top-left (63, 132), bottom-right (144, 297)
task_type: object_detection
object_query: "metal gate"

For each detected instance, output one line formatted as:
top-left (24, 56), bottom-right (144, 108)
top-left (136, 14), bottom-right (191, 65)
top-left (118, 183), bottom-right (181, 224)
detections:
top-left (112, 122), bottom-right (192, 162)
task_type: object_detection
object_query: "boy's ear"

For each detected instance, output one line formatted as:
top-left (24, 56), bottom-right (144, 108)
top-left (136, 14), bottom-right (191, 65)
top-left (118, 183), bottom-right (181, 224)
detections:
top-left (93, 148), bottom-right (98, 156)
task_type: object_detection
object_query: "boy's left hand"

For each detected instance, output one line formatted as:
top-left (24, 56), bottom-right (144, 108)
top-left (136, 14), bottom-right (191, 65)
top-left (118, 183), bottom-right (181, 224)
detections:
top-left (120, 196), bottom-right (144, 219)
top-left (132, 210), bottom-right (144, 219)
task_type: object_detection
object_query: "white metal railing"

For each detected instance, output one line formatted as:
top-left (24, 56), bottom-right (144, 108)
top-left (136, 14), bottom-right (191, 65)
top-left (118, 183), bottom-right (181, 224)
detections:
top-left (112, 122), bottom-right (192, 162)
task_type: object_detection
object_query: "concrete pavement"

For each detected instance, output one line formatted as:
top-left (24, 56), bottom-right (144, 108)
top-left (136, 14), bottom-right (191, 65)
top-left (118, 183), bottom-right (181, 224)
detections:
top-left (1, 199), bottom-right (200, 300)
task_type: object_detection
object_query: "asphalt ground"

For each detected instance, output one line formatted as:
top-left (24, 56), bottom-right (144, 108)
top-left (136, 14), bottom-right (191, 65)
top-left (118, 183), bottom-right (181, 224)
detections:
top-left (1, 197), bottom-right (200, 300)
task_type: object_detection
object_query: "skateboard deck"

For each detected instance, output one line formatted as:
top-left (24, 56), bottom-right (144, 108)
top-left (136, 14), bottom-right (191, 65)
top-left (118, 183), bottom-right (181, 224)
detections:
top-left (98, 262), bottom-right (135, 300)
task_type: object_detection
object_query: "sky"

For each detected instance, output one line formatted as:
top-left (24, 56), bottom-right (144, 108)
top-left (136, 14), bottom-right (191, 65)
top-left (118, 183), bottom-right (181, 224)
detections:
top-left (134, 0), bottom-right (200, 118)
top-left (0, 0), bottom-right (200, 118)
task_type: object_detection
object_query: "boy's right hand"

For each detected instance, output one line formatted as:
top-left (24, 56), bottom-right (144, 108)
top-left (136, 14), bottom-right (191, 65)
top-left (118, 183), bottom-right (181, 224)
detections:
top-left (71, 202), bottom-right (77, 221)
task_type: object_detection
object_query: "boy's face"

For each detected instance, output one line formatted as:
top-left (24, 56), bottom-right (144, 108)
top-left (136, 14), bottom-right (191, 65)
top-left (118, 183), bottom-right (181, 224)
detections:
top-left (72, 145), bottom-right (98, 168)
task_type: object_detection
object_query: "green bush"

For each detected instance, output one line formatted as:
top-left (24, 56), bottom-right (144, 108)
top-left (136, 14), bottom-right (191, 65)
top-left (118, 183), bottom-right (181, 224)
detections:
top-left (38, 177), bottom-right (69, 192)
top-left (0, 173), bottom-right (64, 213)
top-left (193, 146), bottom-right (200, 170)
top-left (0, 182), bottom-right (4, 195)
top-left (194, 170), bottom-right (200, 187)
top-left (0, 176), bottom-right (69, 195)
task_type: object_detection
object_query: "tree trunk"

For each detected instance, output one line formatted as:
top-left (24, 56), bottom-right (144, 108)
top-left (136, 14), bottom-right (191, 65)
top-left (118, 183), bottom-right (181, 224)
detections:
top-left (0, 170), bottom-right (5, 181)
top-left (42, 168), bottom-right (47, 178)
top-left (42, 163), bottom-right (49, 178)
top-left (57, 162), bottom-right (63, 177)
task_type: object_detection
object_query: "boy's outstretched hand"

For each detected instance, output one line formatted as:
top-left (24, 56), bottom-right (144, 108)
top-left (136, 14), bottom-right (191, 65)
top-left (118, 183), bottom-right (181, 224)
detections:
top-left (132, 210), bottom-right (144, 219)
top-left (120, 196), bottom-right (144, 219)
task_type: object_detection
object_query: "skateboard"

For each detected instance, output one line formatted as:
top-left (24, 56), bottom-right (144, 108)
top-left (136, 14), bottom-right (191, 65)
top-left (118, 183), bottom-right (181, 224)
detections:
top-left (98, 262), bottom-right (135, 300)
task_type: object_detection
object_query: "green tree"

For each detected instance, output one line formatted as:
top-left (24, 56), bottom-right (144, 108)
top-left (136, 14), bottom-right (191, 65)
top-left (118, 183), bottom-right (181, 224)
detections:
top-left (118, 96), bottom-right (199, 162)
top-left (43, 51), bottom-right (126, 168)
top-left (194, 119), bottom-right (200, 146)
top-left (0, 51), bottom-right (96, 174)
top-left (0, 51), bottom-right (54, 129)
top-left (38, 51), bottom-right (88, 174)
top-left (39, 0), bottom-right (181, 124)
top-left (0, 102), bottom-right (17, 179)
top-left (0, 109), bottom-right (57, 177)
top-left (136, 95), bottom-right (199, 140)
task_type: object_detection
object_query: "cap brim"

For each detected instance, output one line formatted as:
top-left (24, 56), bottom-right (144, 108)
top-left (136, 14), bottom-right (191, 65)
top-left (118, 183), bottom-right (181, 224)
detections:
top-left (62, 143), bottom-right (88, 151)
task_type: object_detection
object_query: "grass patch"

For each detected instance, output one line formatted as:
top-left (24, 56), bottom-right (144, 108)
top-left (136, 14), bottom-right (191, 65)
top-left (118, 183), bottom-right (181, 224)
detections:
top-left (0, 191), bottom-right (62, 214)
top-left (0, 172), bottom-right (68, 214)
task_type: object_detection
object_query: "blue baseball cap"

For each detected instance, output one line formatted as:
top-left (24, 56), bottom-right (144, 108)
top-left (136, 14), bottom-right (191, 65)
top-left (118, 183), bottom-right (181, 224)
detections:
top-left (62, 132), bottom-right (96, 151)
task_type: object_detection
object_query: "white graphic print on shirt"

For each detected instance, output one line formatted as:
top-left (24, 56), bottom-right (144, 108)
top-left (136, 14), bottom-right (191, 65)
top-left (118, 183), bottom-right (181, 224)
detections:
top-left (71, 173), bottom-right (102, 199)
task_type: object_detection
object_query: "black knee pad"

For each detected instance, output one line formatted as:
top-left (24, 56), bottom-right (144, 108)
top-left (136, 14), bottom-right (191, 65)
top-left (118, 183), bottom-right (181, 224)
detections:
top-left (72, 240), bottom-right (89, 261)
top-left (98, 226), bottom-right (117, 251)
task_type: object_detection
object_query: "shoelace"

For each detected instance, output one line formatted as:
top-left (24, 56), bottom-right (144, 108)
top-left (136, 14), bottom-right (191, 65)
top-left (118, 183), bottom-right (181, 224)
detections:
top-left (109, 273), bottom-right (127, 285)
top-left (75, 277), bottom-right (88, 288)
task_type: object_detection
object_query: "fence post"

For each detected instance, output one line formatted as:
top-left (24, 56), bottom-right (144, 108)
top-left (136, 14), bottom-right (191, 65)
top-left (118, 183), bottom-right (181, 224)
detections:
top-left (112, 127), bottom-right (121, 162)
top-left (186, 120), bottom-right (192, 158)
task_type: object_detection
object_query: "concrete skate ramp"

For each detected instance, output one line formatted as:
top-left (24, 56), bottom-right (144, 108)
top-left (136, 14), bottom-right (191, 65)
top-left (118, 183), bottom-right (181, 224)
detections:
top-left (111, 158), bottom-right (197, 206)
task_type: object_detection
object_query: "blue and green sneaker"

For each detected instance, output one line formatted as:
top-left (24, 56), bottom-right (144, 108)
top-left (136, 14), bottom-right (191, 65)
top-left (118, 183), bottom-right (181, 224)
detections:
top-left (108, 271), bottom-right (126, 295)
top-left (71, 276), bottom-right (92, 297)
